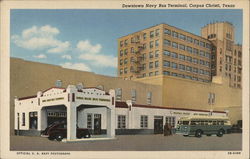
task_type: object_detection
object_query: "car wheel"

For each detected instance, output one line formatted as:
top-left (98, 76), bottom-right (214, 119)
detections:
top-left (217, 129), bottom-right (224, 137)
top-left (195, 130), bottom-right (202, 138)
top-left (84, 133), bottom-right (91, 138)
top-left (48, 135), bottom-right (55, 140)
top-left (55, 133), bottom-right (63, 141)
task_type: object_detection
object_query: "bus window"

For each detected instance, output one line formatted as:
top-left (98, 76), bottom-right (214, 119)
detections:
top-left (208, 121), bottom-right (212, 125)
top-left (212, 121), bottom-right (217, 125)
top-left (200, 121), bottom-right (204, 125)
top-left (191, 121), bottom-right (196, 125)
top-left (204, 121), bottom-right (208, 125)
top-left (218, 121), bottom-right (224, 125)
top-left (182, 121), bottom-right (189, 125)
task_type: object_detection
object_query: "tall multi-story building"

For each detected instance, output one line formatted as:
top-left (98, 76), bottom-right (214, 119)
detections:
top-left (117, 22), bottom-right (242, 88)
top-left (201, 22), bottom-right (242, 88)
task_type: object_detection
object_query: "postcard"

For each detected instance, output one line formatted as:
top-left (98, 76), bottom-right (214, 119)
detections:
top-left (0, 0), bottom-right (249, 159)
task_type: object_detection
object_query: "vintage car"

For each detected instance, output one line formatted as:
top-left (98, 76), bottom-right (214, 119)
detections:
top-left (41, 122), bottom-right (91, 141)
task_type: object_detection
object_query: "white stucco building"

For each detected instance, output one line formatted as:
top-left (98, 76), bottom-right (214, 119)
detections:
top-left (14, 85), bottom-right (227, 140)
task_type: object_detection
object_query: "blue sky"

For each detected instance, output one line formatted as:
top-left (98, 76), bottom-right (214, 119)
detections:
top-left (11, 9), bottom-right (242, 76)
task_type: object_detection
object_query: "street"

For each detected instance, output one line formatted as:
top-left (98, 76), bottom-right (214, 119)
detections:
top-left (10, 133), bottom-right (242, 151)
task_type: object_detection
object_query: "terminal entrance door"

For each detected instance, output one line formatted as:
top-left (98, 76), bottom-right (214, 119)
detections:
top-left (94, 114), bottom-right (101, 134)
top-left (154, 116), bottom-right (163, 134)
top-left (29, 112), bottom-right (38, 129)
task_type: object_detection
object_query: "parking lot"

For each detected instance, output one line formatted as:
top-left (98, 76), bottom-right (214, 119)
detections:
top-left (10, 133), bottom-right (242, 151)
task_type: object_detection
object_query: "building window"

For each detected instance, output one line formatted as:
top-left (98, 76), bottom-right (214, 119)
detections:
top-left (120, 59), bottom-right (123, 65)
top-left (186, 56), bottom-right (192, 63)
top-left (171, 62), bottom-right (177, 69)
top-left (179, 54), bottom-right (185, 61)
top-left (120, 69), bottom-right (123, 75)
top-left (178, 74), bottom-right (185, 78)
top-left (155, 29), bottom-right (160, 36)
top-left (179, 34), bottom-right (186, 40)
top-left (117, 115), bottom-right (126, 129)
top-left (186, 66), bottom-right (192, 72)
top-left (150, 31), bottom-right (154, 38)
top-left (164, 28), bottom-right (171, 35)
top-left (143, 43), bottom-right (147, 49)
top-left (120, 50), bottom-right (123, 57)
top-left (193, 48), bottom-right (198, 55)
top-left (149, 62), bottom-right (154, 69)
top-left (171, 52), bottom-right (178, 58)
top-left (172, 42), bottom-right (178, 49)
top-left (131, 47), bottom-right (134, 53)
top-left (187, 36), bottom-right (193, 43)
top-left (200, 41), bottom-right (205, 47)
top-left (185, 75), bottom-right (192, 80)
top-left (155, 71), bottom-right (159, 76)
top-left (155, 40), bottom-right (159, 47)
top-left (143, 33), bottom-right (147, 39)
top-left (124, 58), bottom-right (128, 65)
top-left (87, 114), bottom-right (92, 129)
top-left (179, 44), bottom-right (185, 51)
top-left (179, 64), bottom-right (185, 71)
top-left (171, 72), bottom-right (178, 77)
top-left (155, 50), bottom-right (159, 58)
top-left (149, 52), bottom-right (154, 59)
top-left (164, 39), bottom-right (171, 46)
top-left (130, 66), bottom-right (134, 73)
top-left (22, 113), bottom-right (25, 126)
top-left (199, 69), bottom-right (204, 75)
top-left (205, 61), bottom-right (210, 67)
top-left (150, 41), bottom-right (154, 48)
top-left (206, 43), bottom-right (211, 49)
top-left (124, 49), bottom-right (128, 55)
top-left (115, 88), bottom-right (122, 101)
top-left (142, 53), bottom-right (146, 60)
top-left (124, 67), bottom-right (128, 74)
top-left (147, 92), bottom-right (152, 105)
top-left (120, 41), bottom-right (123, 47)
top-left (205, 52), bottom-right (210, 58)
top-left (131, 89), bottom-right (136, 103)
top-left (140, 115), bottom-right (148, 128)
top-left (187, 46), bottom-right (192, 53)
top-left (200, 50), bottom-right (205, 57)
top-left (163, 71), bottom-right (170, 75)
top-left (208, 93), bottom-right (215, 105)
top-left (200, 60), bottom-right (205, 66)
top-left (193, 67), bottom-right (198, 73)
top-left (131, 37), bottom-right (135, 43)
top-left (166, 116), bottom-right (176, 127)
top-left (124, 40), bottom-right (128, 46)
top-left (163, 50), bottom-right (170, 56)
top-left (194, 39), bottom-right (199, 45)
top-left (172, 31), bottom-right (178, 38)
top-left (155, 61), bottom-right (159, 68)
top-left (163, 60), bottom-right (170, 67)
top-left (149, 72), bottom-right (153, 76)
top-left (142, 64), bottom-right (146, 70)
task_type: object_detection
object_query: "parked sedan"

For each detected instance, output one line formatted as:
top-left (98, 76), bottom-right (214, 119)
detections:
top-left (41, 122), bottom-right (91, 141)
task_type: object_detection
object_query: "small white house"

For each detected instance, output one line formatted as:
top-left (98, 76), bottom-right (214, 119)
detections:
top-left (14, 85), bottom-right (227, 140)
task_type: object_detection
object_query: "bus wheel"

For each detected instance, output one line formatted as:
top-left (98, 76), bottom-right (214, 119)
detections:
top-left (195, 130), bottom-right (202, 138)
top-left (217, 129), bottom-right (224, 137)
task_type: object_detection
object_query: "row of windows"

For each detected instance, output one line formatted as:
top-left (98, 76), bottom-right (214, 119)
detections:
top-left (163, 50), bottom-right (210, 67)
top-left (119, 29), bottom-right (160, 47)
top-left (164, 28), bottom-right (211, 49)
top-left (115, 88), bottom-right (152, 105)
top-left (117, 115), bottom-right (176, 129)
top-left (164, 40), bottom-right (211, 58)
top-left (163, 61), bottom-right (210, 76)
top-left (163, 71), bottom-right (210, 82)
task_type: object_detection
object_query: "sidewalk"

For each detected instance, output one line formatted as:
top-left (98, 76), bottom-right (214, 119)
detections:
top-left (62, 135), bottom-right (116, 143)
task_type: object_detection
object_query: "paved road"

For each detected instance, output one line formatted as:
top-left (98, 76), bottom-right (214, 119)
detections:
top-left (10, 133), bottom-right (242, 151)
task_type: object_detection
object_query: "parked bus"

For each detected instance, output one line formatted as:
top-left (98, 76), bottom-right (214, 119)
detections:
top-left (175, 116), bottom-right (231, 137)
